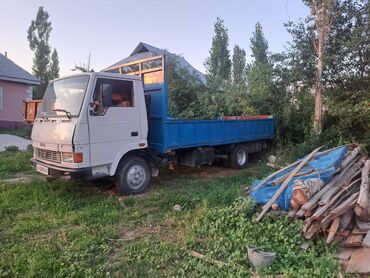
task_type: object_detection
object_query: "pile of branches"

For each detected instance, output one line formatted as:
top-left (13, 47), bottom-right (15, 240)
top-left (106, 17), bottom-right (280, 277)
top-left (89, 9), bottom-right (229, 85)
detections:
top-left (289, 146), bottom-right (370, 246)
top-left (254, 144), bottom-right (370, 246)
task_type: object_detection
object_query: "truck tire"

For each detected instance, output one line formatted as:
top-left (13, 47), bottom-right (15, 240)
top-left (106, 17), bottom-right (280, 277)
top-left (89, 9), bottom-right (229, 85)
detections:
top-left (115, 156), bottom-right (150, 195)
top-left (229, 145), bottom-right (249, 169)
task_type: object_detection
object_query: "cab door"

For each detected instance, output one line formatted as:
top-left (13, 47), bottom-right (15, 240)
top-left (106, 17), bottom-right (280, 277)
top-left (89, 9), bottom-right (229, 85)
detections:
top-left (88, 77), bottom-right (141, 169)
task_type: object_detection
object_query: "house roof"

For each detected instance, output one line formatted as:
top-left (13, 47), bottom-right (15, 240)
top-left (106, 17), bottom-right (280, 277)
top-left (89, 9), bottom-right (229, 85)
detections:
top-left (0, 53), bottom-right (40, 85)
top-left (105, 42), bottom-right (206, 84)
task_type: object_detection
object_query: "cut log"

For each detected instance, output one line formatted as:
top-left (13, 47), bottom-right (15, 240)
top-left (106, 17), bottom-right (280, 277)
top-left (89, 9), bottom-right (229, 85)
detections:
top-left (292, 178), bottom-right (323, 205)
top-left (301, 157), bottom-right (359, 211)
top-left (290, 199), bottom-right (300, 210)
top-left (343, 234), bottom-right (363, 247)
top-left (339, 210), bottom-right (354, 231)
top-left (256, 146), bottom-right (323, 222)
top-left (354, 160), bottom-right (370, 221)
top-left (327, 217), bottom-right (340, 244)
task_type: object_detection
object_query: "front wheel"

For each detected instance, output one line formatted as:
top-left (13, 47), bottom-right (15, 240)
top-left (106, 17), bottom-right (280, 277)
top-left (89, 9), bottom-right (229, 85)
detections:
top-left (229, 145), bottom-right (249, 169)
top-left (115, 156), bottom-right (150, 195)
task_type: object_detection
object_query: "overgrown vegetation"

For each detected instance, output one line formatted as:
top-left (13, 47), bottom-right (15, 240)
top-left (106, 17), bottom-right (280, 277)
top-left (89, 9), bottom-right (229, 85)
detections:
top-left (167, 0), bottom-right (369, 150)
top-left (0, 153), bottom-right (341, 277)
top-left (0, 127), bottom-right (32, 139)
top-left (0, 150), bottom-right (34, 179)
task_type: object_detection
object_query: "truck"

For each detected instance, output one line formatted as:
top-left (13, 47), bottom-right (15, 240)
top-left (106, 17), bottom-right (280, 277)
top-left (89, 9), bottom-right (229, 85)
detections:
top-left (31, 55), bottom-right (274, 194)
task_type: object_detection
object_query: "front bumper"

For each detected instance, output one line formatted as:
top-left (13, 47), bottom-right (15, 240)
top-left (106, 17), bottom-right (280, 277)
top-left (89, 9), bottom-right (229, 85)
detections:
top-left (31, 158), bottom-right (93, 180)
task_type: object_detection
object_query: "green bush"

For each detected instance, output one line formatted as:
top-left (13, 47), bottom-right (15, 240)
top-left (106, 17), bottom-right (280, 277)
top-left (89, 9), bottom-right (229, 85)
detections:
top-left (5, 145), bottom-right (19, 152)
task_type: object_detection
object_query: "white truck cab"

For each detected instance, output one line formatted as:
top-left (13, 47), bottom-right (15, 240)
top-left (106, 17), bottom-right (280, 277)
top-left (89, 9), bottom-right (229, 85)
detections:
top-left (31, 72), bottom-right (152, 194)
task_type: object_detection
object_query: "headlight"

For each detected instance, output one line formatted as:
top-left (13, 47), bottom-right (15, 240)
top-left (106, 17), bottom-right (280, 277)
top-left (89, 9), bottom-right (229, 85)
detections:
top-left (62, 152), bottom-right (83, 163)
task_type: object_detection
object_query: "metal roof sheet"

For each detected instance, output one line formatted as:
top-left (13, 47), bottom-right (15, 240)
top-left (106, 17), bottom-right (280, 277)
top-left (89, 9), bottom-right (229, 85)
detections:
top-left (0, 53), bottom-right (40, 85)
top-left (105, 42), bottom-right (206, 84)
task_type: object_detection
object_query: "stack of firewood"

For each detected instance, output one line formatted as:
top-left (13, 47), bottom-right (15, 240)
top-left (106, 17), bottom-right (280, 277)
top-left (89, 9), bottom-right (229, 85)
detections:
top-left (287, 146), bottom-right (370, 246)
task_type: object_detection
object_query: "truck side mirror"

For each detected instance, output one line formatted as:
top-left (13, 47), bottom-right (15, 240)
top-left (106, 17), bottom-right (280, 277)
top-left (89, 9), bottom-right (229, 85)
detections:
top-left (101, 84), bottom-right (112, 107)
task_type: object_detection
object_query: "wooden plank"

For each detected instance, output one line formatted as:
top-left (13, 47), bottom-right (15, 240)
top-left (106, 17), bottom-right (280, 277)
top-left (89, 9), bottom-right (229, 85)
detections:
top-left (253, 146), bottom-right (342, 192)
top-left (309, 178), bottom-right (360, 221)
top-left (256, 146), bottom-right (323, 222)
top-left (343, 234), bottom-right (363, 247)
top-left (321, 192), bottom-right (359, 228)
top-left (304, 222), bottom-right (321, 240)
top-left (354, 160), bottom-right (370, 221)
top-left (187, 250), bottom-right (227, 267)
top-left (356, 218), bottom-right (370, 231)
top-left (327, 217), bottom-right (340, 243)
top-left (301, 157), bottom-right (359, 211)
top-left (362, 231), bottom-right (370, 247)
top-left (346, 247), bottom-right (370, 273)
top-left (252, 160), bottom-right (300, 191)
top-left (339, 210), bottom-right (354, 231)
top-left (319, 162), bottom-right (362, 206)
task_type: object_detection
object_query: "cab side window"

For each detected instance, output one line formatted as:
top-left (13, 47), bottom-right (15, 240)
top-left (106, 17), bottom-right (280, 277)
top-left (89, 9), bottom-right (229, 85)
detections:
top-left (93, 78), bottom-right (134, 108)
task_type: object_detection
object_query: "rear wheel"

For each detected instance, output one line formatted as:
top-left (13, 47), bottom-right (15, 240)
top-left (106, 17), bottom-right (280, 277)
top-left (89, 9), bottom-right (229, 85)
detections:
top-left (115, 156), bottom-right (150, 195)
top-left (229, 145), bottom-right (249, 169)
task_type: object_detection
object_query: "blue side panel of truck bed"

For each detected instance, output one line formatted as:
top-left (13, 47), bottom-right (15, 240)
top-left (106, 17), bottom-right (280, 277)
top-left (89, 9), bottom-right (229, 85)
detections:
top-left (144, 83), bottom-right (275, 154)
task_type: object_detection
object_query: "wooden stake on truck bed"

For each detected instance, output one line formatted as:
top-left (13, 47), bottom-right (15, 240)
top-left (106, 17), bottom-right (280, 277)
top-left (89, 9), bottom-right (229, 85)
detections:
top-left (256, 146), bottom-right (323, 222)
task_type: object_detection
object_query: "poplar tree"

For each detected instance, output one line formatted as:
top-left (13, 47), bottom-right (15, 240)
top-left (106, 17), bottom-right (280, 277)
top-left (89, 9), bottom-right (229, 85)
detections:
top-left (204, 18), bottom-right (231, 89)
top-left (28, 7), bottom-right (59, 98)
top-left (232, 45), bottom-right (246, 85)
top-left (49, 49), bottom-right (60, 79)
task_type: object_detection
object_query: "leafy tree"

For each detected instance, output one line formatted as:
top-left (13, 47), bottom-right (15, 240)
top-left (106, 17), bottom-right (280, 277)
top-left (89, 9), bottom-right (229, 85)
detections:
top-left (232, 45), bottom-right (246, 85)
top-left (27, 7), bottom-right (59, 99)
top-left (49, 48), bottom-right (59, 79)
top-left (250, 22), bottom-right (269, 65)
top-left (72, 52), bottom-right (93, 72)
top-left (247, 22), bottom-right (274, 114)
top-left (204, 18), bottom-right (232, 90)
top-left (166, 55), bottom-right (205, 119)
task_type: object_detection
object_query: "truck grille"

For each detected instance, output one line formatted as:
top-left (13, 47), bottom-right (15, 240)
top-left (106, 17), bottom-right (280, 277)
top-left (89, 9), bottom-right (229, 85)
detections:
top-left (35, 148), bottom-right (61, 163)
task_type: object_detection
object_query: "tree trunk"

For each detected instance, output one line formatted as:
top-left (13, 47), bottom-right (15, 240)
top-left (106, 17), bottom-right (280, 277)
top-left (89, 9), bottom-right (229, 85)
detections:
top-left (314, 28), bottom-right (324, 134)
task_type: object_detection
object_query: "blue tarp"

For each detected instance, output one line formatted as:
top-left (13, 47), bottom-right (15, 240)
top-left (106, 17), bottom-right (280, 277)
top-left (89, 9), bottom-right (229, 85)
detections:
top-left (250, 146), bottom-right (347, 210)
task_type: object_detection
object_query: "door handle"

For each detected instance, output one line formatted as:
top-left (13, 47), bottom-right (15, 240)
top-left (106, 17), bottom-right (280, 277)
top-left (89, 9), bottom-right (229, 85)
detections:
top-left (131, 131), bottom-right (138, 137)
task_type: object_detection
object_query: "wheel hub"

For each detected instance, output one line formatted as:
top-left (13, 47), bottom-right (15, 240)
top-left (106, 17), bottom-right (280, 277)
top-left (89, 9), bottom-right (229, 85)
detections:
top-left (127, 165), bottom-right (146, 189)
top-left (236, 149), bottom-right (247, 166)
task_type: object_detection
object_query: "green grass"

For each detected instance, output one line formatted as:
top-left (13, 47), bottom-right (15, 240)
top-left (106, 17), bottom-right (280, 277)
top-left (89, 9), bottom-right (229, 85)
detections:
top-left (0, 150), bottom-right (35, 179)
top-left (0, 154), bottom-right (340, 277)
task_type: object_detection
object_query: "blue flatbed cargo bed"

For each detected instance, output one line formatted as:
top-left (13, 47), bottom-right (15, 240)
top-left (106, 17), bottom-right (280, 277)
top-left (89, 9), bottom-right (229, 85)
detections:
top-left (145, 83), bottom-right (275, 154)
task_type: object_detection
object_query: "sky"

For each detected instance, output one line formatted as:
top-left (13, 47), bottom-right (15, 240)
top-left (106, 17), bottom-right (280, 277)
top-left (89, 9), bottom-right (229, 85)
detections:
top-left (0, 0), bottom-right (309, 76)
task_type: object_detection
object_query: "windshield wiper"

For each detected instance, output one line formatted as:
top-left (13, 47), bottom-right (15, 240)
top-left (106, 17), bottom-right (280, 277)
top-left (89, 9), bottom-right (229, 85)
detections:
top-left (52, 109), bottom-right (72, 119)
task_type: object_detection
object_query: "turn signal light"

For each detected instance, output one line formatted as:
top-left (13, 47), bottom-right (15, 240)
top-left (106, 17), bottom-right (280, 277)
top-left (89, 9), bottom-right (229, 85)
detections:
top-left (73, 152), bottom-right (83, 163)
top-left (62, 152), bottom-right (83, 163)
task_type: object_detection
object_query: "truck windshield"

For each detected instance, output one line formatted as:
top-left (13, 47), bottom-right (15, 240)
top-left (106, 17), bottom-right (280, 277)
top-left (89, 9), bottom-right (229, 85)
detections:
top-left (38, 75), bottom-right (89, 118)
